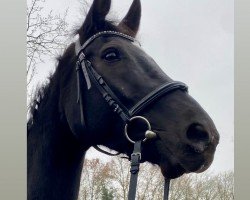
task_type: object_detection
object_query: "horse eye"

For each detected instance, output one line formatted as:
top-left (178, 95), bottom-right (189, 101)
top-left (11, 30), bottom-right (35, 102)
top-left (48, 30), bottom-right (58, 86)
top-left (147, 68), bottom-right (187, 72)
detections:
top-left (103, 50), bottom-right (120, 62)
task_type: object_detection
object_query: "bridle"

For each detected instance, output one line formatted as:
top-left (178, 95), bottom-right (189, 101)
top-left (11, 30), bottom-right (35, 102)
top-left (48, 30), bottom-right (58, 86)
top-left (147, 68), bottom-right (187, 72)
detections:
top-left (75, 31), bottom-right (188, 200)
top-left (75, 30), bottom-right (188, 200)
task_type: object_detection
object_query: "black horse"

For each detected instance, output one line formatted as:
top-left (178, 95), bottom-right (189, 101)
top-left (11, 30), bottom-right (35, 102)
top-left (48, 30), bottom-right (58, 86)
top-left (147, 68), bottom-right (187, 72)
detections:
top-left (27, 0), bottom-right (220, 199)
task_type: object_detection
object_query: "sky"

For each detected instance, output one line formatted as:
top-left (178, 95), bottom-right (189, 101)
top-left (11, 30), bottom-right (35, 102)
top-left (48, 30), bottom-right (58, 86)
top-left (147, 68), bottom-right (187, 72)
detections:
top-left (29, 0), bottom-right (234, 173)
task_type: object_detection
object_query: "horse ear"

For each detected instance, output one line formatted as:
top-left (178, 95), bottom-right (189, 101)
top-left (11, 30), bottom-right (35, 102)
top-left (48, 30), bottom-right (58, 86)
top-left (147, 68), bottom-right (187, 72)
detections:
top-left (78, 0), bottom-right (111, 43)
top-left (118, 0), bottom-right (141, 37)
top-left (91, 0), bottom-right (111, 21)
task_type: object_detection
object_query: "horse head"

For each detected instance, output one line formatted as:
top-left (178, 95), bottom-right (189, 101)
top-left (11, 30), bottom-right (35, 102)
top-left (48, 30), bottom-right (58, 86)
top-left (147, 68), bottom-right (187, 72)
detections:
top-left (60, 0), bottom-right (219, 179)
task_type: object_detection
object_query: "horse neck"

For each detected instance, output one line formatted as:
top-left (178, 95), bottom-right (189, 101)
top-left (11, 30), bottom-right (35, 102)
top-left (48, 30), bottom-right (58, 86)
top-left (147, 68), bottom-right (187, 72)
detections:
top-left (28, 88), bottom-right (86, 200)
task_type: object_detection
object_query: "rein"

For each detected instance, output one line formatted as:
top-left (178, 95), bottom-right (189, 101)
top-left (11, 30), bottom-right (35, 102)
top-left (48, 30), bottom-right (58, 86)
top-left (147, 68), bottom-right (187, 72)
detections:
top-left (75, 31), bottom-right (188, 200)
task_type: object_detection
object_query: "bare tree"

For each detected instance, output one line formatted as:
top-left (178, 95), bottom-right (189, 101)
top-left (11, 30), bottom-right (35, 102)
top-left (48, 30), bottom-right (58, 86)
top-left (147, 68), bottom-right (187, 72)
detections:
top-left (78, 157), bottom-right (234, 200)
top-left (169, 171), bottom-right (234, 200)
top-left (78, 159), bottom-right (115, 200)
top-left (26, 0), bottom-right (69, 88)
top-left (109, 157), bottom-right (131, 200)
top-left (136, 163), bottom-right (164, 200)
top-left (215, 171), bottom-right (234, 200)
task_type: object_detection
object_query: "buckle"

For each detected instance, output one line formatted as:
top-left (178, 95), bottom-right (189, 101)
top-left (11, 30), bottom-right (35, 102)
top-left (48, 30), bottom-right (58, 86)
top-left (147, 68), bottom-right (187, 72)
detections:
top-left (78, 52), bottom-right (85, 61)
top-left (131, 152), bottom-right (141, 160)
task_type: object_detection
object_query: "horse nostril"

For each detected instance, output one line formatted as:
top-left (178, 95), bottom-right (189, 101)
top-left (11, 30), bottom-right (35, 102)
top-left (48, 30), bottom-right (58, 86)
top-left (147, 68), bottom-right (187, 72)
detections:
top-left (186, 124), bottom-right (209, 143)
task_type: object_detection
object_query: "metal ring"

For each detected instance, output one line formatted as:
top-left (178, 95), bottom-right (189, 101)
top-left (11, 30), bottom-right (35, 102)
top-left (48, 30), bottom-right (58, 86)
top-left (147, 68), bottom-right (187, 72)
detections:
top-left (124, 116), bottom-right (151, 144)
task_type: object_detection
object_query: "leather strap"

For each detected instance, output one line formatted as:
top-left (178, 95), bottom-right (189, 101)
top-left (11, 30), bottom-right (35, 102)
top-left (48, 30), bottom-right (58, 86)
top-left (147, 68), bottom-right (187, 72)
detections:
top-left (75, 31), bottom-right (136, 55)
top-left (93, 145), bottom-right (121, 156)
top-left (128, 141), bottom-right (142, 200)
top-left (86, 60), bottom-right (131, 122)
top-left (129, 81), bottom-right (188, 116)
top-left (164, 178), bottom-right (170, 200)
top-left (76, 63), bottom-right (86, 126)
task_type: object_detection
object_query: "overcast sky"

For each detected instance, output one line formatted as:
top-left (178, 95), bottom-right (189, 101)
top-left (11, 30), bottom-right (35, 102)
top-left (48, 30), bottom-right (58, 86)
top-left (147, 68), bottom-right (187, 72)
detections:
top-left (30, 0), bottom-right (234, 173)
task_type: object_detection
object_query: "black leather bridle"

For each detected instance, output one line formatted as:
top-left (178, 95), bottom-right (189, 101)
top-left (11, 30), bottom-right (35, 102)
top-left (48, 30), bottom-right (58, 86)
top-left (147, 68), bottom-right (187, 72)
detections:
top-left (75, 31), bottom-right (188, 200)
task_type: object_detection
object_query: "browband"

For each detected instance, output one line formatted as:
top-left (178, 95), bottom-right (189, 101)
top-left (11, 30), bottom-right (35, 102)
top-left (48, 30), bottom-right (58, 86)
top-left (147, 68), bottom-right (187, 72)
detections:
top-left (75, 31), bottom-right (137, 56)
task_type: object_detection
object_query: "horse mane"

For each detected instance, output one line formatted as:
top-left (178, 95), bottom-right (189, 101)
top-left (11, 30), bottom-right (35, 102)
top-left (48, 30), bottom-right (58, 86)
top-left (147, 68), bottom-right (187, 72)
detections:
top-left (27, 11), bottom-right (124, 131)
top-left (27, 42), bottom-right (74, 125)
top-left (27, 76), bottom-right (51, 129)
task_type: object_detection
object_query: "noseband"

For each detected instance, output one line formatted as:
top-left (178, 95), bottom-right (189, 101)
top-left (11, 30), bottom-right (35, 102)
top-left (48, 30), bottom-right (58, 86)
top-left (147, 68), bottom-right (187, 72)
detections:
top-left (75, 31), bottom-right (188, 200)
